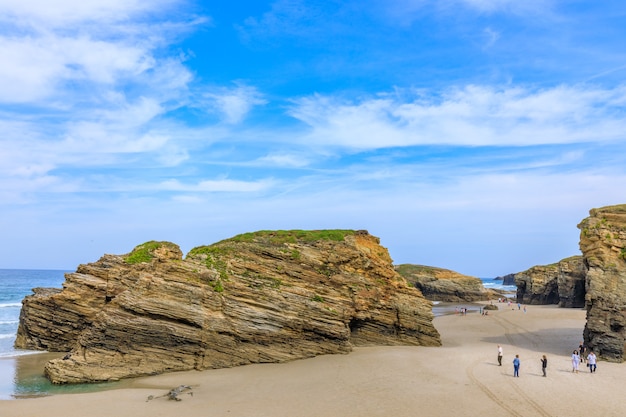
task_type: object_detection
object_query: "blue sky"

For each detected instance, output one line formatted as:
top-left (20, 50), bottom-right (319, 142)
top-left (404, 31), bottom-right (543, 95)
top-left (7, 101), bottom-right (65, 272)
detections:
top-left (1, 0), bottom-right (625, 277)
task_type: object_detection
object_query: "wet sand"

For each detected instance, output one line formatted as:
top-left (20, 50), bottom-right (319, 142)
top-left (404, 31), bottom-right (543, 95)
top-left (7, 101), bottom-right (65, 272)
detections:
top-left (1, 303), bottom-right (625, 417)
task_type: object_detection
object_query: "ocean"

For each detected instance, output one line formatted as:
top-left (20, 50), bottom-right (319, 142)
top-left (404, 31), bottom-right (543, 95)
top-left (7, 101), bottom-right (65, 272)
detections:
top-left (0, 269), bottom-right (67, 358)
top-left (0, 269), bottom-right (66, 399)
top-left (479, 277), bottom-right (517, 292)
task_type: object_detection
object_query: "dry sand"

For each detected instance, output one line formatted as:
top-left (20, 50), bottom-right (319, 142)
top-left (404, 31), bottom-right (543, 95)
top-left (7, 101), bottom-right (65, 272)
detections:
top-left (2, 303), bottom-right (625, 417)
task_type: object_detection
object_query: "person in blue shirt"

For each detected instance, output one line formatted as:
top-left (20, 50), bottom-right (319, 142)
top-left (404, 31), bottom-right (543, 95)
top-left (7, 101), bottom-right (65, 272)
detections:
top-left (513, 354), bottom-right (520, 377)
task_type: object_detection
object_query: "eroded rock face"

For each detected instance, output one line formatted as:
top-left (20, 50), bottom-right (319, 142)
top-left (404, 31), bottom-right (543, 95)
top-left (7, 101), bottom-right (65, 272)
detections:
top-left (556, 257), bottom-right (587, 308)
top-left (16, 231), bottom-right (441, 383)
top-left (395, 264), bottom-right (491, 302)
top-left (578, 205), bottom-right (626, 362)
top-left (514, 256), bottom-right (585, 308)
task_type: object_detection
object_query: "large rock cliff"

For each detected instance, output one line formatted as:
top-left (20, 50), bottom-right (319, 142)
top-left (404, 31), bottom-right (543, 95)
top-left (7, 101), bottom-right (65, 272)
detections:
top-left (395, 264), bottom-right (491, 302)
top-left (16, 230), bottom-right (441, 383)
top-left (578, 205), bottom-right (626, 362)
top-left (514, 256), bottom-right (586, 308)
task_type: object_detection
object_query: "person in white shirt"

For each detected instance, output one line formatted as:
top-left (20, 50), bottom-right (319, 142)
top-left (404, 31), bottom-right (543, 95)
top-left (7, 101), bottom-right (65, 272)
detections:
top-left (571, 350), bottom-right (580, 373)
top-left (587, 351), bottom-right (597, 373)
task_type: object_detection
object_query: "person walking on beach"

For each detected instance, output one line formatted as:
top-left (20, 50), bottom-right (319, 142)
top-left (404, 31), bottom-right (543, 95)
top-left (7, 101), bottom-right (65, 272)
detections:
top-left (497, 345), bottom-right (503, 366)
top-left (571, 350), bottom-right (580, 373)
top-left (540, 355), bottom-right (547, 377)
top-left (587, 351), bottom-right (597, 373)
top-left (579, 341), bottom-right (586, 363)
top-left (513, 354), bottom-right (520, 377)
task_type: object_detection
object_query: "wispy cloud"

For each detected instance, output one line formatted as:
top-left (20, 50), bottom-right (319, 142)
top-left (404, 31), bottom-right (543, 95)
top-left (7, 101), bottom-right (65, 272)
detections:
top-left (198, 84), bottom-right (267, 124)
top-left (457, 0), bottom-right (556, 14)
top-left (160, 178), bottom-right (275, 193)
top-left (254, 153), bottom-right (312, 168)
top-left (289, 85), bottom-right (626, 148)
top-left (0, 0), bottom-right (178, 26)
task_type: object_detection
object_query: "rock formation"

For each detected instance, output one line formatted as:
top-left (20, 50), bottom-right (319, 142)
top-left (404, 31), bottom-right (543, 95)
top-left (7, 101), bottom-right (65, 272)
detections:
top-left (514, 256), bottom-right (585, 308)
top-left (578, 205), bottom-right (626, 362)
top-left (395, 264), bottom-right (492, 302)
top-left (16, 230), bottom-right (441, 383)
top-left (494, 273), bottom-right (516, 286)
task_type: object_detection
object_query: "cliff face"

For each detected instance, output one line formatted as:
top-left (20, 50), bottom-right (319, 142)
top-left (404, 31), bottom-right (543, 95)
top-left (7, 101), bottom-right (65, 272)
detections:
top-left (395, 264), bottom-right (490, 302)
top-left (578, 205), bottom-right (626, 362)
top-left (16, 230), bottom-right (441, 384)
top-left (514, 256), bottom-right (585, 308)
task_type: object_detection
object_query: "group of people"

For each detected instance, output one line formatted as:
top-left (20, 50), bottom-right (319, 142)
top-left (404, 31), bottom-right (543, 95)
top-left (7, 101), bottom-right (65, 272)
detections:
top-left (571, 341), bottom-right (597, 373)
top-left (496, 342), bottom-right (598, 378)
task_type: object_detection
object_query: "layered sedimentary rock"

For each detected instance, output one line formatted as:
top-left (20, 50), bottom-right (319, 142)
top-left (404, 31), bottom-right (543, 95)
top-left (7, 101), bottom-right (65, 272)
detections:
top-left (578, 205), bottom-right (626, 362)
top-left (514, 256), bottom-right (585, 308)
top-left (16, 230), bottom-right (441, 383)
top-left (395, 264), bottom-right (491, 302)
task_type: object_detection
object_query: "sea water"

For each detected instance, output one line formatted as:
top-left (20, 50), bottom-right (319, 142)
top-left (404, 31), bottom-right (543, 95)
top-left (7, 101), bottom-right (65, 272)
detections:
top-left (479, 277), bottom-right (517, 292)
top-left (0, 269), bottom-right (67, 358)
top-left (0, 269), bottom-right (66, 399)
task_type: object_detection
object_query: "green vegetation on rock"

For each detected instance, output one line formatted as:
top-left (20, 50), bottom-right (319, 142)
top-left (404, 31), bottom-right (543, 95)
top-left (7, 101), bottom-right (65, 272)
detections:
top-left (124, 241), bottom-right (179, 264)
top-left (395, 264), bottom-right (437, 276)
top-left (187, 245), bottom-right (232, 291)
top-left (224, 229), bottom-right (355, 245)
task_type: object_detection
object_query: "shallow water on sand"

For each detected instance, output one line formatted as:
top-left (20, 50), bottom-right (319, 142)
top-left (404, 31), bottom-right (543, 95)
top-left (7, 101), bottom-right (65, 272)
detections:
top-left (0, 352), bottom-right (125, 400)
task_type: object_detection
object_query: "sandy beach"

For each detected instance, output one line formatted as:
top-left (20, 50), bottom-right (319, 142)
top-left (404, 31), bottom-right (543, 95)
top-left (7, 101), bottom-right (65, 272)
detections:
top-left (2, 303), bottom-right (624, 417)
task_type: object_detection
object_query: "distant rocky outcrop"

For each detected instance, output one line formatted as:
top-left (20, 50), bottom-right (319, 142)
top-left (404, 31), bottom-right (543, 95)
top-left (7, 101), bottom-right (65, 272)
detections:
top-left (514, 256), bottom-right (585, 308)
top-left (495, 274), bottom-right (516, 286)
top-left (578, 205), bottom-right (626, 362)
top-left (395, 264), bottom-right (492, 302)
top-left (16, 230), bottom-right (441, 384)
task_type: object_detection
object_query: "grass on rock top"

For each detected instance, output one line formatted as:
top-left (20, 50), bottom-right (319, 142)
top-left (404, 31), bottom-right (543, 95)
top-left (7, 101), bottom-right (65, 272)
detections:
top-left (124, 241), bottom-right (179, 264)
top-left (222, 229), bottom-right (356, 245)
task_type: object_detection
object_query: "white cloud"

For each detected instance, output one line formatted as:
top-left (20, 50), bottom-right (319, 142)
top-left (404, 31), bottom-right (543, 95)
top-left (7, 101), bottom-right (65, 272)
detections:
top-left (0, 0), bottom-right (200, 191)
top-left (200, 85), bottom-right (267, 124)
top-left (0, 0), bottom-right (178, 27)
top-left (0, 0), bottom-right (198, 105)
top-left (254, 153), bottom-right (311, 168)
top-left (289, 85), bottom-right (626, 149)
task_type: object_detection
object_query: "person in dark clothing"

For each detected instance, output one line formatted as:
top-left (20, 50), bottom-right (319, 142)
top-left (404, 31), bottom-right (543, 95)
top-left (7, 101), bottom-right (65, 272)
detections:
top-left (541, 355), bottom-right (547, 377)
top-left (579, 341), bottom-right (586, 363)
